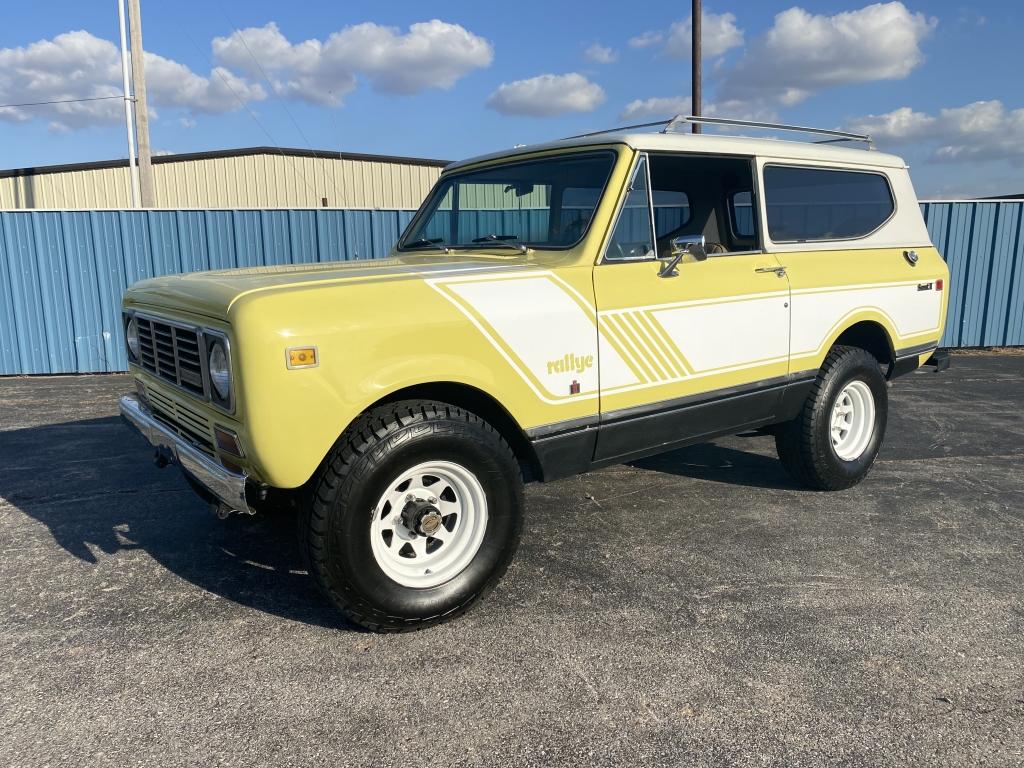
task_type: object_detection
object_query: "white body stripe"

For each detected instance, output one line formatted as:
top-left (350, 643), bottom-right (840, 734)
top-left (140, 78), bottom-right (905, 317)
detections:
top-left (790, 282), bottom-right (942, 356)
top-left (429, 270), bottom-right (942, 407)
top-left (651, 297), bottom-right (790, 373)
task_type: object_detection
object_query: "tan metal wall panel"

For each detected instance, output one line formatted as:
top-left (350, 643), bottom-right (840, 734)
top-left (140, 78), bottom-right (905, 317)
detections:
top-left (0, 152), bottom-right (444, 210)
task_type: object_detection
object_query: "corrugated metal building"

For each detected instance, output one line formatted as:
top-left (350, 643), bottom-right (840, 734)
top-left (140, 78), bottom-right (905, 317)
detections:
top-left (0, 147), bottom-right (448, 210)
top-left (2, 200), bottom-right (1022, 376)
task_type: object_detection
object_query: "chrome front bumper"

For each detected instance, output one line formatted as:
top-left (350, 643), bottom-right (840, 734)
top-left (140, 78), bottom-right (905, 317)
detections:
top-left (119, 394), bottom-right (254, 513)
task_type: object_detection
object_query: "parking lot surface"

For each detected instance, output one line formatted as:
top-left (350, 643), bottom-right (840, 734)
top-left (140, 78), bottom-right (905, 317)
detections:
top-left (1, 354), bottom-right (1022, 767)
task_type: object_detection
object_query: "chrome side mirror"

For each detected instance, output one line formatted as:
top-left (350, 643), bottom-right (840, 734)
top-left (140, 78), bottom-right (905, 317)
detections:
top-left (659, 234), bottom-right (707, 277)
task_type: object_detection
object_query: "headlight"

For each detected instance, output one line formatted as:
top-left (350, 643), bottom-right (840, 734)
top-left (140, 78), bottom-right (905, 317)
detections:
top-left (208, 340), bottom-right (231, 401)
top-left (126, 316), bottom-right (140, 360)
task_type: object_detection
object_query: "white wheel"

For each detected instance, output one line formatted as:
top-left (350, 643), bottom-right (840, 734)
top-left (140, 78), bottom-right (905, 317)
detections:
top-left (829, 379), bottom-right (876, 461)
top-left (369, 460), bottom-right (489, 589)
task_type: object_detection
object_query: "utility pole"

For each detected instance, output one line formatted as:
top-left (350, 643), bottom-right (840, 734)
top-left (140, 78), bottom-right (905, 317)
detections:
top-left (692, 0), bottom-right (702, 133)
top-left (127, 0), bottom-right (156, 207)
top-left (116, 0), bottom-right (140, 208)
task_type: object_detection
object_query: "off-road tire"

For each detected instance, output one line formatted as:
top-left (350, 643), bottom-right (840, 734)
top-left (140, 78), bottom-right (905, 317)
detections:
top-left (299, 400), bottom-right (523, 632)
top-left (775, 345), bottom-right (888, 490)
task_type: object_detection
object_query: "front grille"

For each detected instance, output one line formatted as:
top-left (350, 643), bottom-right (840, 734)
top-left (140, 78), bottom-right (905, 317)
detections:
top-left (136, 315), bottom-right (205, 396)
top-left (146, 387), bottom-right (216, 457)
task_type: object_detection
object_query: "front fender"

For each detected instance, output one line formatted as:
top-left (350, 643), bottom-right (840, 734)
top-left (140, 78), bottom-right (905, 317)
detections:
top-left (229, 272), bottom-right (592, 488)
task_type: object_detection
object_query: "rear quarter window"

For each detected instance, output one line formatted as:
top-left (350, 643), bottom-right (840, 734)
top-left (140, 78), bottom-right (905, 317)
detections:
top-left (763, 166), bottom-right (894, 242)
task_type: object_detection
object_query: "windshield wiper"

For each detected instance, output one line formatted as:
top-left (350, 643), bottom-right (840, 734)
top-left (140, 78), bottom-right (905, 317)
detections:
top-left (402, 237), bottom-right (450, 253)
top-left (470, 233), bottom-right (527, 252)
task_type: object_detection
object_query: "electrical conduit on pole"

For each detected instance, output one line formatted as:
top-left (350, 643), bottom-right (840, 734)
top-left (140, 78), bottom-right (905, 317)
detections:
top-left (117, 0), bottom-right (140, 208)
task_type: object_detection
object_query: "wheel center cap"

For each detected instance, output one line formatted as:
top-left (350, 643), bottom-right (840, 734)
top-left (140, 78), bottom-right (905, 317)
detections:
top-left (401, 498), bottom-right (443, 536)
top-left (419, 511), bottom-right (443, 536)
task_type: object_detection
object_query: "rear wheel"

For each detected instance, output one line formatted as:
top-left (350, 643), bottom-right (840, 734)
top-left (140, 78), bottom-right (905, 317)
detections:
top-left (775, 345), bottom-right (888, 490)
top-left (300, 400), bottom-right (523, 632)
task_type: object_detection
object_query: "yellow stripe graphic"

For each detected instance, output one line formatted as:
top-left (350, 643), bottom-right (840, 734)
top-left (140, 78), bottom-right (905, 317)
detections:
top-left (626, 311), bottom-right (685, 380)
top-left (639, 310), bottom-right (693, 376)
top-left (603, 314), bottom-right (658, 382)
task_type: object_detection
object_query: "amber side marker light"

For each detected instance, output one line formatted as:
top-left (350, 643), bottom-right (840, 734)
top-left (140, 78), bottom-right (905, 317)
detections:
top-left (286, 346), bottom-right (319, 369)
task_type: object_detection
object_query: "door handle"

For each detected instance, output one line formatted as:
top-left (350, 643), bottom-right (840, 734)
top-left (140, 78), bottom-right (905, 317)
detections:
top-left (755, 266), bottom-right (787, 277)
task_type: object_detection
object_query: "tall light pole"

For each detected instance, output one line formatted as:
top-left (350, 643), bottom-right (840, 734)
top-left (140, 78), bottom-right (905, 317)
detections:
top-left (127, 0), bottom-right (156, 207)
top-left (692, 0), bottom-right (702, 133)
top-left (117, 0), bottom-right (140, 208)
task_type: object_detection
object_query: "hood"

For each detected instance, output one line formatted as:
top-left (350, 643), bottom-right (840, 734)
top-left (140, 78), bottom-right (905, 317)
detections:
top-left (123, 252), bottom-right (532, 320)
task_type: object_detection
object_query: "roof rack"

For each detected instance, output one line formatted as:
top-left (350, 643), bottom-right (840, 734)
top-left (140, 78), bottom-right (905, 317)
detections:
top-left (563, 115), bottom-right (875, 150)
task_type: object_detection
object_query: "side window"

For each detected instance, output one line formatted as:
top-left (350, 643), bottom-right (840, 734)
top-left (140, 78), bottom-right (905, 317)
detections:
top-left (652, 190), bottom-right (690, 240)
top-left (605, 155), bottom-right (654, 261)
top-left (729, 190), bottom-right (755, 238)
top-left (763, 166), bottom-right (894, 242)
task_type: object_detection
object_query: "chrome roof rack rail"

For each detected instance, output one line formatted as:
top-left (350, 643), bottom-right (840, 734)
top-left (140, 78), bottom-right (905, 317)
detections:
top-left (560, 115), bottom-right (874, 150)
top-left (663, 115), bottom-right (875, 149)
top-left (561, 119), bottom-right (675, 140)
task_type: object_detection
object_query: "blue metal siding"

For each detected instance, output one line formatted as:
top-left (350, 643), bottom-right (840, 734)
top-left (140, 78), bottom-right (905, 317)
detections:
top-left (921, 201), bottom-right (1024, 348)
top-left (0, 203), bottom-right (1021, 376)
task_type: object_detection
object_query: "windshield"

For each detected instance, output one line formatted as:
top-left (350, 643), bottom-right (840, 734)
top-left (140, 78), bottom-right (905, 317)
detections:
top-left (399, 151), bottom-right (616, 251)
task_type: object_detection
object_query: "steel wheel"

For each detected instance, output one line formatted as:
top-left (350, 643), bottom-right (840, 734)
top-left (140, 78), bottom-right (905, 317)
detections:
top-left (369, 460), bottom-right (489, 589)
top-left (830, 379), bottom-right (876, 461)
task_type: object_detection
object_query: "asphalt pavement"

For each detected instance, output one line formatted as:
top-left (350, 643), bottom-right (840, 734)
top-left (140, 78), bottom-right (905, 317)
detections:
top-left (1, 354), bottom-right (1022, 767)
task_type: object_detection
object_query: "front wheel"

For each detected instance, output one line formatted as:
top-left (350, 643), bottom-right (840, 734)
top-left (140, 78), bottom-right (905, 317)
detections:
top-left (775, 345), bottom-right (888, 490)
top-left (300, 400), bottom-right (523, 632)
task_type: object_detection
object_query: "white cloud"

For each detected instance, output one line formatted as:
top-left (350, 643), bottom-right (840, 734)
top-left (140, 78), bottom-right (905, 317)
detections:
top-left (721, 2), bottom-right (936, 107)
top-left (145, 55), bottom-right (265, 113)
top-left (0, 30), bottom-right (265, 130)
top-left (620, 95), bottom-right (776, 124)
top-left (628, 31), bottom-right (663, 49)
top-left (620, 96), bottom-right (692, 122)
top-left (848, 100), bottom-right (1024, 165)
top-left (486, 73), bottom-right (605, 117)
top-left (584, 43), bottom-right (617, 64)
top-left (212, 20), bottom-right (493, 106)
top-left (629, 12), bottom-right (743, 60)
top-left (663, 12), bottom-right (744, 59)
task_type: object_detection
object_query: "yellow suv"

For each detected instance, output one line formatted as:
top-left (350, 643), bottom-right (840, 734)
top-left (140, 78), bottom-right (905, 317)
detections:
top-left (120, 116), bottom-right (949, 631)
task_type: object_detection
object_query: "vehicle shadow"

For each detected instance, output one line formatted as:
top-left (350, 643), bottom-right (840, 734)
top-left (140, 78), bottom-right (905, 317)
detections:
top-left (0, 415), bottom-right (355, 630)
top-left (628, 433), bottom-right (805, 490)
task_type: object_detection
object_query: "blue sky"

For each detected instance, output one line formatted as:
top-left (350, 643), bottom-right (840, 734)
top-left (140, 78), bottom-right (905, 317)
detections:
top-left (0, 1), bottom-right (1020, 197)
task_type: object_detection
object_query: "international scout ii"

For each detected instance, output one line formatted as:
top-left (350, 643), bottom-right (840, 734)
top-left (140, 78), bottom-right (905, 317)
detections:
top-left (120, 116), bottom-right (950, 631)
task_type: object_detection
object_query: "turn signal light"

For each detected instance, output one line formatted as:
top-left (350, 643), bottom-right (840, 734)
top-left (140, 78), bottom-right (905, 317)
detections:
top-left (935, 279), bottom-right (944, 291)
top-left (214, 425), bottom-right (244, 458)
top-left (286, 346), bottom-right (319, 369)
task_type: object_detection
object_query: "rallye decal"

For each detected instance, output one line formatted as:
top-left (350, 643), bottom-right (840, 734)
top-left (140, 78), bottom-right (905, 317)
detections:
top-left (427, 271), bottom-right (637, 404)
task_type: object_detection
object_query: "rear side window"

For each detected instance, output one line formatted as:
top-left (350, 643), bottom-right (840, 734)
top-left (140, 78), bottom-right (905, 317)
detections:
top-left (763, 166), bottom-right (894, 242)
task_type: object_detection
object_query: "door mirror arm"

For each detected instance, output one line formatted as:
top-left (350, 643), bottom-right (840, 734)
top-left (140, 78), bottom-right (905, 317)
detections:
top-left (658, 252), bottom-right (683, 278)
top-left (659, 235), bottom-right (707, 278)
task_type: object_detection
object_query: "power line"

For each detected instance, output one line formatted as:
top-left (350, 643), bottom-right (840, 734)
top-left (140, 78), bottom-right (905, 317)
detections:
top-left (216, 3), bottom-right (329, 201)
top-left (174, 23), bottom-right (319, 197)
top-left (0, 95), bottom-right (123, 110)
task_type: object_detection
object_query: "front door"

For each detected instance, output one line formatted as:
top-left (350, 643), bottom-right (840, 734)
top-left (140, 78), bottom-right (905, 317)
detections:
top-left (592, 152), bottom-right (792, 463)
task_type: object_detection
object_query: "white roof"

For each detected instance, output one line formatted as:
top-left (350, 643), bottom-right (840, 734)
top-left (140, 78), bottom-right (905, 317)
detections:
top-left (447, 130), bottom-right (907, 172)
